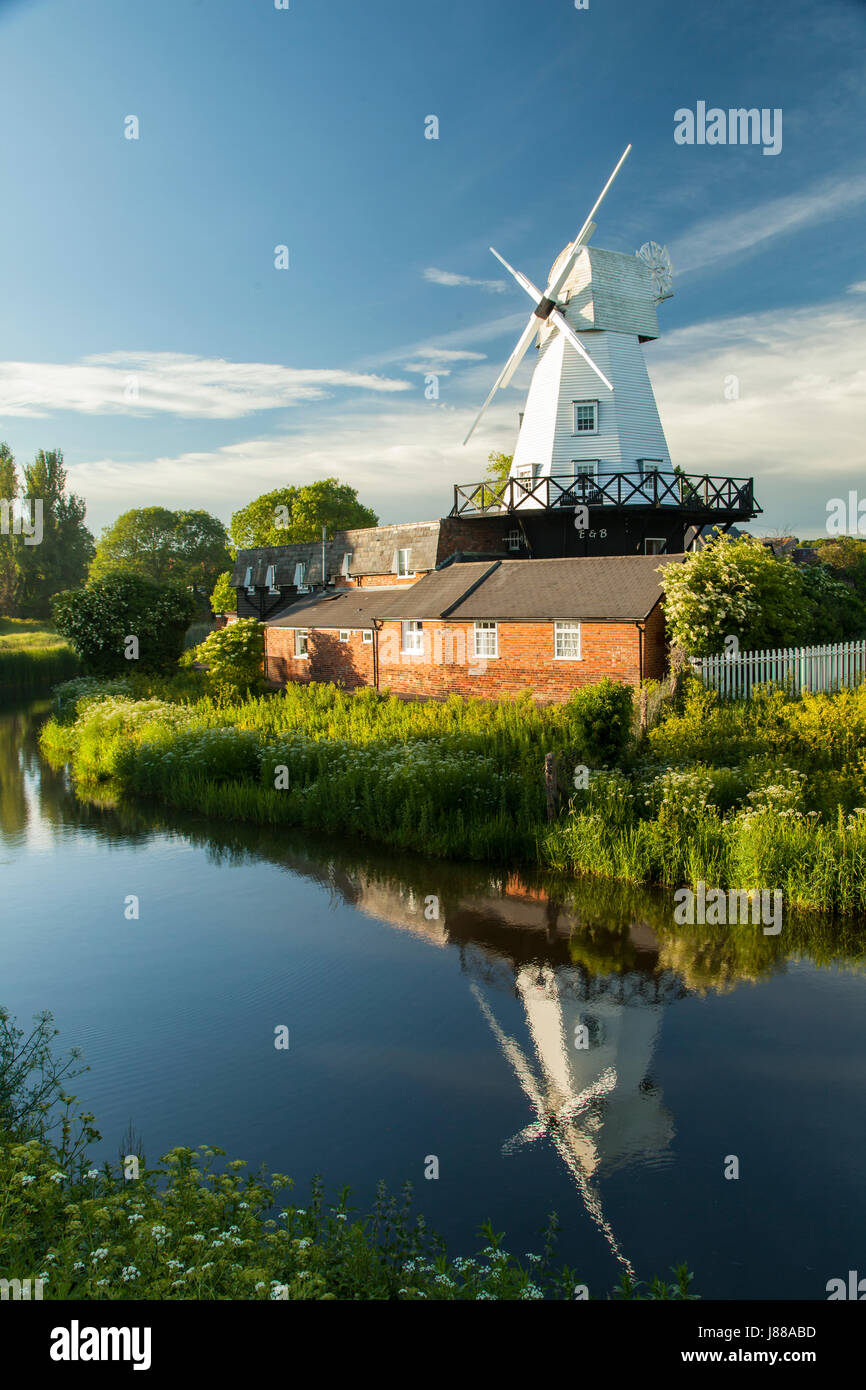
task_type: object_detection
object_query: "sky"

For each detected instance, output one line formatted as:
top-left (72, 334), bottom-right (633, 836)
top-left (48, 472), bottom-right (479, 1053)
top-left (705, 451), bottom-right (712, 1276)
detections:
top-left (1, 0), bottom-right (865, 540)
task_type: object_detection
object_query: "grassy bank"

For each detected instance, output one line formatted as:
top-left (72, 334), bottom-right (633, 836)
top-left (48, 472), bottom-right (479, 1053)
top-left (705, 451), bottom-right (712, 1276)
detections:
top-left (38, 673), bottom-right (866, 914)
top-left (0, 1009), bottom-right (694, 1301)
top-left (0, 618), bottom-right (80, 697)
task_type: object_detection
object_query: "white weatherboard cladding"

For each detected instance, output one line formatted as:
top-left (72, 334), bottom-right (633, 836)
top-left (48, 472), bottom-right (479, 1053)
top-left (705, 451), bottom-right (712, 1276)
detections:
top-left (562, 246), bottom-right (660, 340)
top-left (511, 329), bottom-right (672, 479)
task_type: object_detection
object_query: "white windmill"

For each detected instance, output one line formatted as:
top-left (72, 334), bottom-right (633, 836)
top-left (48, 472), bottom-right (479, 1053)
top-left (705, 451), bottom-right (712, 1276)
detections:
top-left (464, 146), bottom-right (676, 502)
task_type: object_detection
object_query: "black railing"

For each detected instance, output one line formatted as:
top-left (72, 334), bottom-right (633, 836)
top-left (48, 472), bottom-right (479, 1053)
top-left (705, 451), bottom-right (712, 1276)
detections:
top-left (450, 470), bottom-right (759, 517)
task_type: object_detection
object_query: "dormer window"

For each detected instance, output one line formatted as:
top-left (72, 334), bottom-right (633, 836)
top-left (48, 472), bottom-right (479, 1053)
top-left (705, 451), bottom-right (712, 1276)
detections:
top-left (341, 552), bottom-right (353, 579)
top-left (243, 567), bottom-right (254, 594)
top-left (293, 562), bottom-right (308, 591)
top-left (394, 548), bottom-right (415, 578)
top-left (265, 565), bottom-right (278, 594)
top-left (573, 401), bottom-right (598, 434)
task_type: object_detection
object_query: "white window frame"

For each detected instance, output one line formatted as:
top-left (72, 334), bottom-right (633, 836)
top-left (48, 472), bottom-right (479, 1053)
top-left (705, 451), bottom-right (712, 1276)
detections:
top-left (294, 629), bottom-right (309, 659)
top-left (339, 629), bottom-right (350, 642)
top-left (573, 400), bottom-right (598, 435)
top-left (473, 621), bottom-right (499, 659)
top-left (243, 566), bottom-right (254, 593)
top-left (362, 630), bottom-right (373, 644)
top-left (505, 528), bottom-right (521, 552)
top-left (396, 548), bottom-right (415, 578)
top-left (571, 460), bottom-right (599, 479)
top-left (514, 463), bottom-right (537, 481)
top-left (554, 621), bottom-right (582, 661)
top-left (644, 537), bottom-right (666, 555)
top-left (401, 620), bottom-right (423, 655)
top-left (293, 561), bottom-right (308, 591)
top-left (265, 564), bottom-right (279, 594)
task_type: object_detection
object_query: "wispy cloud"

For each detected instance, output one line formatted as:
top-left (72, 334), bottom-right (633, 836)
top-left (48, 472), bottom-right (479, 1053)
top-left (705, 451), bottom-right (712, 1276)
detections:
top-left (648, 294), bottom-right (866, 529)
top-left (847, 281), bottom-right (866, 294)
top-left (423, 267), bottom-right (506, 293)
top-left (401, 348), bottom-right (488, 376)
top-left (0, 351), bottom-right (411, 419)
top-left (669, 173), bottom-right (866, 275)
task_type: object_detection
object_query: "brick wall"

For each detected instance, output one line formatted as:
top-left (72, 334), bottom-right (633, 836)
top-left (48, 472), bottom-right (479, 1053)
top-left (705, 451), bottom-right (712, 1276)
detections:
top-left (376, 619), bottom-right (644, 703)
top-left (265, 625), bottom-right (374, 690)
top-left (642, 601), bottom-right (668, 679)
top-left (354, 572), bottom-right (429, 588)
top-left (265, 608), bottom-right (671, 703)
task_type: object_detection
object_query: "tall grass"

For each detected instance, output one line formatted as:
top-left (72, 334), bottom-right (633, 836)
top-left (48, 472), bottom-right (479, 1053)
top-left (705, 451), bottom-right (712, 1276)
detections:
top-left (38, 673), bottom-right (866, 913)
top-left (0, 618), bottom-right (80, 697)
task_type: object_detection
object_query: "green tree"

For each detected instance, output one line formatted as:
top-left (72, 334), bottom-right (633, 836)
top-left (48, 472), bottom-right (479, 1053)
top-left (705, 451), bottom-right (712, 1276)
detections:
top-left (0, 443), bottom-right (22, 615)
top-left (90, 507), bottom-right (230, 601)
top-left (659, 531), bottom-right (811, 656)
top-left (799, 562), bottom-right (866, 641)
top-left (52, 573), bottom-right (196, 676)
top-left (210, 571), bottom-right (237, 615)
top-left (486, 452), bottom-right (513, 487)
top-left (229, 479), bottom-right (377, 552)
top-left (16, 450), bottom-right (94, 619)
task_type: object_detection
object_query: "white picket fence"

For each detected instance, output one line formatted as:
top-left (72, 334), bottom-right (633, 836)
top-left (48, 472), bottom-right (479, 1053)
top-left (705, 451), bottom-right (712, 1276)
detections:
top-left (692, 639), bottom-right (866, 698)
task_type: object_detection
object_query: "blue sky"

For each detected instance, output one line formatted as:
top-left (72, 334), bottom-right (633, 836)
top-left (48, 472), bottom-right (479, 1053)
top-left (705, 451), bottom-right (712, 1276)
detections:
top-left (1, 0), bottom-right (865, 538)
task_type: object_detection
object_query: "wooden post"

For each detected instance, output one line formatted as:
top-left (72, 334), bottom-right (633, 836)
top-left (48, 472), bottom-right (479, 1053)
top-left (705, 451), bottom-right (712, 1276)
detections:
top-left (639, 683), bottom-right (648, 734)
top-left (544, 752), bottom-right (558, 822)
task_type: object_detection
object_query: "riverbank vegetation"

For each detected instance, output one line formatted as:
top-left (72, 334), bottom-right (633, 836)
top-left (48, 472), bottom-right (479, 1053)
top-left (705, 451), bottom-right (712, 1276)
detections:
top-left (38, 668), bottom-right (866, 914)
top-left (0, 1009), bottom-right (695, 1301)
top-left (0, 618), bottom-right (80, 698)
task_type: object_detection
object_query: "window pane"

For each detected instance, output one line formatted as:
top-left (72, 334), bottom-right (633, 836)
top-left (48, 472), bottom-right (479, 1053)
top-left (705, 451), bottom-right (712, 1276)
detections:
top-left (555, 623), bottom-right (581, 659)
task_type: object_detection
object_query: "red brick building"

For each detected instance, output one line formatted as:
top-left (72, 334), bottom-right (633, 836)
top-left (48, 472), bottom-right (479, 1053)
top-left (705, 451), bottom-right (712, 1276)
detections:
top-left (263, 554), bottom-right (682, 703)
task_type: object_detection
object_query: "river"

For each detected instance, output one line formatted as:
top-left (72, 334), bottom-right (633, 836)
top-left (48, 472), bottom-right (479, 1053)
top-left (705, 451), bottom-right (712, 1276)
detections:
top-left (2, 701), bottom-right (864, 1299)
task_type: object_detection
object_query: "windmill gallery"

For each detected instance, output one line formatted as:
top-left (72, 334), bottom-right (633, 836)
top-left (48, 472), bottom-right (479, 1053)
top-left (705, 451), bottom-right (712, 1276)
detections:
top-left (232, 147), bottom-right (762, 703)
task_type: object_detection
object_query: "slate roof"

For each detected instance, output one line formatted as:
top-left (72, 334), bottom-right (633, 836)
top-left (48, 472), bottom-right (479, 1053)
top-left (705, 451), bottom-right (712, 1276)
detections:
top-left (266, 588), bottom-right (403, 630)
top-left (232, 521), bottom-right (443, 588)
top-left (380, 555), bottom-right (685, 622)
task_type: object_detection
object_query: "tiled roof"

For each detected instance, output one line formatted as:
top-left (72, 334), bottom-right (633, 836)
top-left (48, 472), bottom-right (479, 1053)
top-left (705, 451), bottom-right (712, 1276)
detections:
top-left (231, 521), bottom-right (442, 587)
top-left (265, 588), bottom-right (403, 629)
top-left (380, 554), bottom-right (684, 622)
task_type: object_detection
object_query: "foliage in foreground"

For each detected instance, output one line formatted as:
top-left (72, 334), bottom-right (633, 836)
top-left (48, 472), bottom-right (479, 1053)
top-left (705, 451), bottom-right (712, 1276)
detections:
top-left (0, 1010), bottom-right (695, 1301)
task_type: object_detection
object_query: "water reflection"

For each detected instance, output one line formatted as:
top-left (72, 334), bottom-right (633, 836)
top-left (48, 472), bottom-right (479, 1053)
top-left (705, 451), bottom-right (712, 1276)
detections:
top-left (7, 700), bottom-right (865, 1289)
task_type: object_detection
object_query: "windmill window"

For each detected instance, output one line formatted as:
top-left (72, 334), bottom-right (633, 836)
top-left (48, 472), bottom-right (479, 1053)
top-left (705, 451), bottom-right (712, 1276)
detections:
top-left (294, 629), bottom-right (309, 658)
top-left (294, 562), bottom-right (309, 591)
top-left (401, 620), bottom-right (423, 655)
top-left (505, 529), bottom-right (521, 551)
top-left (265, 565), bottom-right (279, 594)
top-left (473, 622), bottom-right (498, 658)
top-left (573, 401), bottom-right (598, 434)
top-left (243, 567), bottom-right (254, 593)
top-left (572, 461), bottom-right (598, 478)
top-left (554, 622), bottom-right (582, 660)
top-left (644, 538), bottom-right (666, 555)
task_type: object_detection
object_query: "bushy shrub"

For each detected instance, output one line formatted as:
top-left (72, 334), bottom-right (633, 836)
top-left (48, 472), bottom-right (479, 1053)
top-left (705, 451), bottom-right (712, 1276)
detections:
top-left (659, 532), bottom-right (811, 656)
top-left (51, 573), bottom-right (196, 677)
top-left (194, 618), bottom-right (264, 699)
top-left (566, 679), bottom-right (634, 764)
